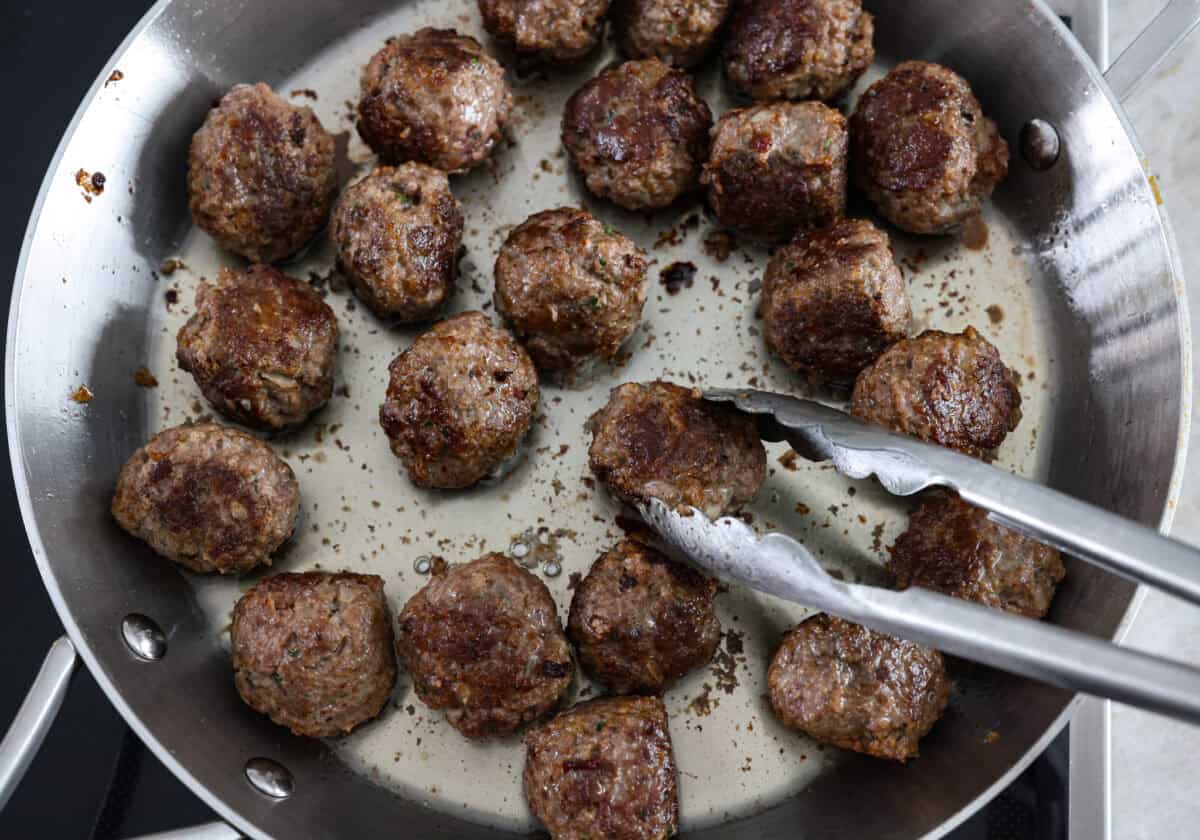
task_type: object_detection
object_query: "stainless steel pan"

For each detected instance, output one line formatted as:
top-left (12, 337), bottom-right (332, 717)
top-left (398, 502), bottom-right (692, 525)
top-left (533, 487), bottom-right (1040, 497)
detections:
top-left (4, 0), bottom-right (1197, 837)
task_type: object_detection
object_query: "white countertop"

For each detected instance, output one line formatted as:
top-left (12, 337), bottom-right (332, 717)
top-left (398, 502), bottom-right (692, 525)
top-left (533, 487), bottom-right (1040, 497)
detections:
top-left (1107, 2), bottom-right (1200, 837)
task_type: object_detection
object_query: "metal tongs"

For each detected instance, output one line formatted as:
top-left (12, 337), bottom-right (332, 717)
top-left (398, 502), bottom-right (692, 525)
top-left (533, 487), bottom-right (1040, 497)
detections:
top-left (638, 388), bottom-right (1200, 726)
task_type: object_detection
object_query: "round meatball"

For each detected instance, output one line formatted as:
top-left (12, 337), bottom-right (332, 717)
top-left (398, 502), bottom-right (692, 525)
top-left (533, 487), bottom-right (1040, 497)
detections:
top-left (479, 0), bottom-right (609, 62)
top-left (761, 217), bottom-right (910, 385)
top-left (890, 492), bottom-right (1065, 619)
top-left (615, 0), bottom-right (733, 68)
top-left (562, 59), bottom-right (712, 210)
top-left (357, 28), bottom-right (513, 173)
top-left (588, 380), bottom-right (767, 517)
top-left (494, 208), bottom-right (648, 374)
top-left (767, 614), bottom-right (950, 761)
top-left (724, 0), bottom-right (874, 102)
top-left (568, 540), bottom-right (719, 693)
top-left (850, 61), bottom-right (1009, 234)
top-left (379, 312), bottom-right (539, 488)
top-left (187, 83), bottom-right (336, 264)
top-left (330, 164), bottom-right (464, 321)
top-left (524, 695), bottom-right (678, 840)
top-left (850, 326), bottom-right (1022, 458)
top-left (111, 423), bottom-right (298, 574)
top-left (397, 553), bottom-right (573, 739)
top-left (231, 572), bottom-right (397, 738)
top-left (702, 101), bottom-right (847, 242)
top-left (177, 265), bottom-right (339, 430)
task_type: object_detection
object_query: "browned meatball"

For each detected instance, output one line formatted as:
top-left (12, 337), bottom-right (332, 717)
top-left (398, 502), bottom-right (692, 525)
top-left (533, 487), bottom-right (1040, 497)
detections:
top-left (397, 553), bottom-right (573, 739)
top-left (724, 0), bottom-right (874, 102)
top-left (702, 101), bottom-right (847, 242)
top-left (761, 217), bottom-right (910, 385)
top-left (562, 59), bottom-right (712, 210)
top-left (329, 164), bottom-right (463, 321)
top-left (177, 265), bottom-right (338, 430)
top-left (231, 572), bottom-right (397, 738)
top-left (588, 380), bottom-right (767, 517)
top-left (479, 0), bottom-right (610, 62)
top-left (357, 29), bottom-right (513, 173)
top-left (850, 327), bottom-right (1022, 458)
top-left (615, 0), bottom-right (733, 68)
top-left (568, 540), bottom-right (719, 694)
top-left (379, 312), bottom-right (539, 488)
top-left (850, 61), bottom-right (1009, 234)
top-left (494, 208), bottom-right (648, 374)
top-left (187, 83), bottom-right (336, 264)
top-left (111, 423), bottom-right (298, 575)
top-left (890, 492), bottom-right (1065, 619)
top-left (767, 614), bottom-right (950, 761)
top-left (524, 695), bottom-right (678, 840)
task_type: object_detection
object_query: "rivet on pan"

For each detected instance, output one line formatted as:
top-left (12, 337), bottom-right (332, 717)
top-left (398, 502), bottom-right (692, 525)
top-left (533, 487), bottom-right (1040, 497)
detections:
top-left (1019, 119), bottom-right (1060, 171)
top-left (244, 757), bottom-right (294, 799)
top-left (413, 555), bottom-right (432, 575)
top-left (543, 561), bottom-right (562, 578)
top-left (121, 613), bottom-right (167, 661)
top-left (509, 540), bottom-right (530, 560)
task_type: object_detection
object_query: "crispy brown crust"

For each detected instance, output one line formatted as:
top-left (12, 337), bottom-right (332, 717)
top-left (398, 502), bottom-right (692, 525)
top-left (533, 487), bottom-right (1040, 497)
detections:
top-left (767, 614), bottom-right (950, 761)
top-left (187, 83), bottom-right (336, 263)
top-left (479, 0), bottom-right (610, 62)
top-left (524, 695), bottom-right (679, 839)
top-left (494, 208), bottom-right (648, 373)
top-left (357, 28), bottom-right (512, 173)
top-left (587, 380), bottom-right (767, 518)
top-left (177, 264), bottom-right (339, 430)
top-left (379, 312), bottom-right (539, 488)
top-left (330, 163), bottom-right (464, 321)
top-left (111, 423), bottom-right (298, 574)
top-left (849, 326), bottom-right (1022, 458)
top-left (890, 492), bottom-right (1064, 618)
top-left (614, 0), bottom-right (733, 68)
top-left (562, 59), bottom-right (713, 210)
top-left (568, 540), bottom-right (720, 693)
top-left (397, 553), bottom-right (573, 739)
top-left (231, 572), bottom-right (397, 737)
top-left (761, 217), bottom-right (911, 385)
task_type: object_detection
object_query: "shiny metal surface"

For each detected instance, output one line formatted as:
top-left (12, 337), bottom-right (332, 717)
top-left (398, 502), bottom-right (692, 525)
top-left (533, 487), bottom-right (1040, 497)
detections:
top-left (126, 822), bottom-right (242, 840)
top-left (242, 759), bottom-right (293, 801)
top-left (121, 613), bottom-right (168, 661)
top-left (3, 1), bottom-right (1191, 839)
top-left (1103, 0), bottom-right (1200, 100)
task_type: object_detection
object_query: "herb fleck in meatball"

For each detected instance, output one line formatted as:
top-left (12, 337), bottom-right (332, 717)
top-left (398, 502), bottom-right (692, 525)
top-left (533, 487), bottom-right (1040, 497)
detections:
top-left (397, 553), bottom-right (573, 739)
top-left (479, 0), bottom-right (610, 62)
top-left (177, 264), bottom-right (338, 430)
top-left (111, 423), bottom-right (298, 574)
top-left (231, 572), bottom-right (397, 737)
top-left (357, 28), bottom-right (513, 173)
top-left (187, 83), bottom-right (337, 263)
top-left (330, 164), bottom-right (464, 321)
top-left (615, 0), bottom-right (733, 68)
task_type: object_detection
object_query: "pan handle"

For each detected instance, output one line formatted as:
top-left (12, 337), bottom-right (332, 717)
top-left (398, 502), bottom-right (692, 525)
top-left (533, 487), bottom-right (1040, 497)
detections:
top-left (0, 636), bottom-right (78, 810)
top-left (1103, 0), bottom-right (1200, 101)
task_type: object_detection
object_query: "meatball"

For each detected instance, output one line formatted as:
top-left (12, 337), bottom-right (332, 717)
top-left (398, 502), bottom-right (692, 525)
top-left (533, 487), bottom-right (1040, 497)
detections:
top-left (849, 326), bottom-right (1022, 458)
top-left (397, 553), bottom-right (573, 739)
top-left (890, 492), bottom-right (1065, 619)
top-left (724, 0), bottom-right (874, 102)
top-left (494, 208), bottom-right (648, 374)
top-left (177, 264), bottom-right (339, 430)
top-left (562, 59), bottom-right (712, 210)
top-left (702, 101), bottom-right (847, 242)
top-left (187, 83), bottom-right (336, 264)
top-left (568, 540), bottom-right (719, 693)
top-left (614, 0), bottom-right (733, 68)
top-left (761, 217), bottom-right (910, 385)
top-left (330, 164), bottom-right (464, 321)
top-left (524, 695), bottom-right (678, 840)
top-left (850, 61), bottom-right (1009, 234)
top-left (357, 28), bottom-right (513, 173)
top-left (379, 312), bottom-right (539, 488)
top-left (479, 0), bottom-right (610, 62)
top-left (588, 380), bottom-right (767, 517)
top-left (767, 614), bottom-right (950, 761)
top-left (231, 572), bottom-right (397, 737)
top-left (110, 423), bottom-right (298, 574)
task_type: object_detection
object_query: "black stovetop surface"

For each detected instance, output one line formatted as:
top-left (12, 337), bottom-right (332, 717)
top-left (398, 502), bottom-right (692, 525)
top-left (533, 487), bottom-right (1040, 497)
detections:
top-left (0, 3), bottom-right (1067, 837)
